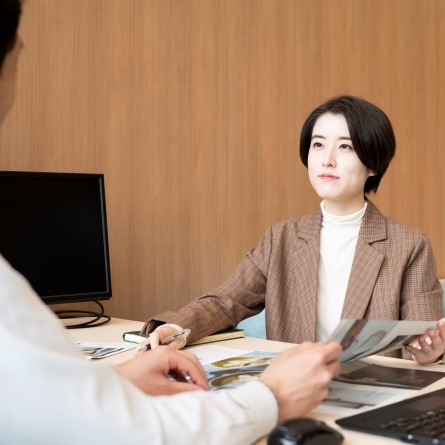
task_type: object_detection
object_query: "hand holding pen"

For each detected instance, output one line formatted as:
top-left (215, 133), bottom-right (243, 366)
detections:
top-left (117, 344), bottom-right (208, 394)
top-left (137, 328), bottom-right (191, 352)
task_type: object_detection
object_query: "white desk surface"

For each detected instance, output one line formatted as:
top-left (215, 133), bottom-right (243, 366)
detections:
top-left (67, 318), bottom-right (445, 445)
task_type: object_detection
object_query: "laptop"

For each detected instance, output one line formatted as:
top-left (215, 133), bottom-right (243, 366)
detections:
top-left (336, 387), bottom-right (445, 445)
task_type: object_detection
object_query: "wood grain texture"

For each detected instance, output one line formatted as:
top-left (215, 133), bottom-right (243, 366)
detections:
top-left (0, 0), bottom-right (443, 321)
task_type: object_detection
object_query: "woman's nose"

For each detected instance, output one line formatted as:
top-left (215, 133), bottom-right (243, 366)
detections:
top-left (322, 148), bottom-right (337, 167)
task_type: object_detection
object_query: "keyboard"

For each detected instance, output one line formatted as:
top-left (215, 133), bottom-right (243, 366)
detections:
top-left (336, 387), bottom-right (445, 445)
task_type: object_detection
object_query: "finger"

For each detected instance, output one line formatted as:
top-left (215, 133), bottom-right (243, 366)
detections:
top-left (161, 380), bottom-right (206, 395)
top-left (167, 338), bottom-right (186, 350)
top-left (134, 338), bottom-right (151, 354)
top-left (424, 336), bottom-right (444, 361)
top-left (326, 357), bottom-right (341, 375)
top-left (404, 343), bottom-right (420, 354)
top-left (418, 334), bottom-right (433, 352)
top-left (179, 349), bottom-right (203, 366)
top-left (416, 335), bottom-right (442, 363)
top-left (407, 339), bottom-right (420, 348)
top-left (172, 352), bottom-right (209, 390)
top-left (437, 319), bottom-right (445, 340)
top-left (428, 330), bottom-right (444, 349)
top-left (148, 331), bottom-right (160, 349)
top-left (319, 341), bottom-right (343, 363)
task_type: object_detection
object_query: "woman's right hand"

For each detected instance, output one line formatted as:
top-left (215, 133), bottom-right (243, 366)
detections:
top-left (136, 325), bottom-right (185, 353)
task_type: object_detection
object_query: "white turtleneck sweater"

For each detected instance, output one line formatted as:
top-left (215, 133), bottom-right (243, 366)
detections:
top-left (316, 201), bottom-right (367, 342)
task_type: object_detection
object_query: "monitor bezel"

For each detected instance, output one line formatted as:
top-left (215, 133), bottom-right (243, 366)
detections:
top-left (0, 170), bottom-right (112, 305)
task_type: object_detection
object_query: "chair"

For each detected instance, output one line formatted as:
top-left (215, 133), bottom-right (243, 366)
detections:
top-left (236, 309), bottom-right (266, 339)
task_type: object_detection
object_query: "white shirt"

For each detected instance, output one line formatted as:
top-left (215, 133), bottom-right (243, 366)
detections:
top-left (316, 201), bottom-right (367, 342)
top-left (0, 255), bottom-right (277, 445)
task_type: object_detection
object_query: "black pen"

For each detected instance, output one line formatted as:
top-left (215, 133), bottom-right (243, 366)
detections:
top-left (138, 328), bottom-right (191, 352)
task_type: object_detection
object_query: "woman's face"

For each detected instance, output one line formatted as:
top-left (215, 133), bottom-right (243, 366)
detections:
top-left (307, 112), bottom-right (374, 215)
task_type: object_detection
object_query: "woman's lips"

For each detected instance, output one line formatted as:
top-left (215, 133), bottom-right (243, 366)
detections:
top-left (319, 174), bottom-right (339, 180)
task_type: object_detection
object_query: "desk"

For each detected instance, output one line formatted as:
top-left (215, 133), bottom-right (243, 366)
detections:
top-left (68, 318), bottom-right (445, 445)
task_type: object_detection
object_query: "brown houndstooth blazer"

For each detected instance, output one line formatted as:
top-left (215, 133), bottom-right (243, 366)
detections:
top-left (143, 200), bottom-right (443, 358)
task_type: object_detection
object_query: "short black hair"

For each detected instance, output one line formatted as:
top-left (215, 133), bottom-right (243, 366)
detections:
top-left (0, 0), bottom-right (22, 70)
top-left (299, 95), bottom-right (396, 194)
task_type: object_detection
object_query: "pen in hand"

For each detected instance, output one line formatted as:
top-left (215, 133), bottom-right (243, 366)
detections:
top-left (138, 328), bottom-right (191, 352)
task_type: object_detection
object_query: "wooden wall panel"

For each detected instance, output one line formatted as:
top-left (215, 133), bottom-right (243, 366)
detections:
top-left (0, 0), bottom-right (443, 322)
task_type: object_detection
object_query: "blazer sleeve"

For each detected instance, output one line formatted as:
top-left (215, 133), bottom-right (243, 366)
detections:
top-left (400, 234), bottom-right (443, 320)
top-left (141, 227), bottom-right (274, 343)
top-left (399, 234), bottom-right (443, 360)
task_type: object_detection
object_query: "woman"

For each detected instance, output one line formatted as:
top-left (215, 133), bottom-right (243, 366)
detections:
top-left (142, 95), bottom-right (444, 363)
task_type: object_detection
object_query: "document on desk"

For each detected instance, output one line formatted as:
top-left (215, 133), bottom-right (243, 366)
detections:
top-left (190, 348), bottom-right (278, 390)
top-left (192, 347), bottom-right (423, 414)
top-left (205, 351), bottom-right (277, 390)
top-left (76, 341), bottom-right (136, 359)
top-left (317, 380), bottom-right (416, 415)
top-left (188, 344), bottom-right (254, 365)
top-left (189, 346), bottom-right (413, 405)
top-left (316, 355), bottom-right (445, 415)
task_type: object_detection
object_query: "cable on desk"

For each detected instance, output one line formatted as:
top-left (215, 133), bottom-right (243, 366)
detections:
top-left (55, 301), bottom-right (111, 329)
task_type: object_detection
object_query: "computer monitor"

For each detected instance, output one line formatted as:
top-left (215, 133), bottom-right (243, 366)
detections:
top-left (0, 171), bottom-right (112, 320)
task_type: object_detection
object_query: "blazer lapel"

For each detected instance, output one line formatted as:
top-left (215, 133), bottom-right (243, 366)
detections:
top-left (342, 200), bottom-right (387, 319)
top-left (291, 211), bottom-right (322, 342)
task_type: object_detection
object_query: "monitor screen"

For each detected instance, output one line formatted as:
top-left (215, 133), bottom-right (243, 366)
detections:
top-left (0, 171), bottom-right (112, 305)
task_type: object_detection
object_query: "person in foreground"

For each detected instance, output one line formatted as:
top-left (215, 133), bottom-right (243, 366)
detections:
top-left (143, 97), bottom-right (445, 363)
top-left (0, 1), bottom-right (342, 444)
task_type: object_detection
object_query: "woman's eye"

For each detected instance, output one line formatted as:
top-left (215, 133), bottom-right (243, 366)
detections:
top-left (312, 142), bottom-right (323, 149)
top-left (339, 143), bottom-right (353, 151)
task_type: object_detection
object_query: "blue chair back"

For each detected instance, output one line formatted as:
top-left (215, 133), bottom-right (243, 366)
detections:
top-left (237, 310), bottom-right (266, 339)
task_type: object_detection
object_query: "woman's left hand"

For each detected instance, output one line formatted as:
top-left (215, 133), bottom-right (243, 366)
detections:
top-left (405, 318), bottom-right (445, 364)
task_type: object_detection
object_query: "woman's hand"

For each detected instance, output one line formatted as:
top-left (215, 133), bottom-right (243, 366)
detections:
top-left (135, 325), bottom-right (185, 353)
top-left (405, 318), bottom-right (445, 364)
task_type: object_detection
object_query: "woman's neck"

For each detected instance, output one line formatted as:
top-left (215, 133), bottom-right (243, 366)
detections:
top-left (322, 197), bottom-right (367, 216)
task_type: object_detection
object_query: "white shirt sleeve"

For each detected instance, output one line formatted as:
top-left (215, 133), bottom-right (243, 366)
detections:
top-left (0, 255), bottom-right (278, 445)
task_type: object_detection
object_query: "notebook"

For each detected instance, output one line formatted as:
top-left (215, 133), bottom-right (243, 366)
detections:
top-left (336, 387), bottom-right (445, 444)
